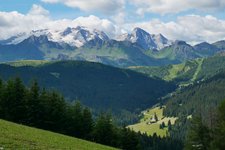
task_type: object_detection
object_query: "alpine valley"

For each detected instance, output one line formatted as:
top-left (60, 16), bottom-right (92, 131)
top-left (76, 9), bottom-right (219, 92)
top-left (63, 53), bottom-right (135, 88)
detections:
top-left (1, 26), bottom-right (225, 150)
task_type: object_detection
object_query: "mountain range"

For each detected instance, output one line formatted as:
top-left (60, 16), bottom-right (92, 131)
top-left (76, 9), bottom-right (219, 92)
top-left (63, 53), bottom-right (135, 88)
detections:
top-left (0, 26), bottom-right (225, 67)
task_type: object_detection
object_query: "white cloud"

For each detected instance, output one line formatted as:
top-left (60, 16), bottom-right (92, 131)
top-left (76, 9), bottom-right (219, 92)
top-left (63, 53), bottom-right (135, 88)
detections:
top-left (46, 15), bottom-right (117, 37)
top-left (131, 0), bottom-right (225, 15)
top-left (42, 0), bottom-right (125, 14)
top-left (1, 5), bottom-right (225, 44)
top-left (0, 5), bottom-right (50, 39)
top-left (0, 5), bottom-right (118, 39)
top-left (125, 15), bottom-right (225, 44)
top-left (29, 4), bottom-right (50, 16)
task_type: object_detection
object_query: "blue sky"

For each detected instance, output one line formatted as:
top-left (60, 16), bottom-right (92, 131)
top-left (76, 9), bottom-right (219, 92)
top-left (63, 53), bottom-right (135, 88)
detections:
top-left (0, 0), bottom-right (225, 43)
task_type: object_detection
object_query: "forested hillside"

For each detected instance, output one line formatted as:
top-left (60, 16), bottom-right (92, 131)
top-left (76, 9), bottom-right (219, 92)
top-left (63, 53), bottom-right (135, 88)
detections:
top-left (0, 61), bottom-right (176, 114)
top-left (164, 72), bottom-right (225, 117)
top-left (162, 72), bottom-right (225, 144)
top-left (0, 78), bottom-right (182, 150)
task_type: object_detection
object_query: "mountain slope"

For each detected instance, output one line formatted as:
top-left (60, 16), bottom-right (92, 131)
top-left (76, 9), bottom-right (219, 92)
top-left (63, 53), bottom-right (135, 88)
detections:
top-left (164, 71), bottom-right (225, 117)
top-left (130, 55), bottom-right (225, 85)
top-left (0, 119), bottom-right (117, 150)
top-left (117, 27), bottom-right (171, 50)
top-left (147, 41), bottom-right (199, 63)
top-left (194, 42), bottom-right (219, 57)
top-left (0, 60), bottom-right (176, 112)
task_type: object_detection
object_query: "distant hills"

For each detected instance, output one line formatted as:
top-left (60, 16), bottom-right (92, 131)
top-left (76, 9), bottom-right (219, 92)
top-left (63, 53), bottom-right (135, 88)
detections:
top-left (129, 54), bottom-right (225, 86)
top-left (1, 26), bottom-right (225, 67)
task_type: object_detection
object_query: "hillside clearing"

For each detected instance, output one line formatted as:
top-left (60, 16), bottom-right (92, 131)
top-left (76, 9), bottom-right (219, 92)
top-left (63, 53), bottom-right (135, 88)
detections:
top-left (128, 107), bottom-right (177, 137)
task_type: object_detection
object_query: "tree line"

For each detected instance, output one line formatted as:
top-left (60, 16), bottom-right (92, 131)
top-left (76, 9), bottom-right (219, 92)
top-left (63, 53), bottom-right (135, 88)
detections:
top-left (0, 77), bottom-right (182, 150)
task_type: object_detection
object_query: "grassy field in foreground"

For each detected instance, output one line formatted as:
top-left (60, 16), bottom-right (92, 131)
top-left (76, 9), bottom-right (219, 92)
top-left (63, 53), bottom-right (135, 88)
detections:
top-left (0, 119), bottom-right (117, 150)
top-left (128, 107), bottom-right (177, 137)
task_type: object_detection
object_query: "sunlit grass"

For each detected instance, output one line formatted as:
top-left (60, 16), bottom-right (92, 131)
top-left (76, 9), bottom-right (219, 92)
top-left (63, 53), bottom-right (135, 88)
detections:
top-left (0, 119), bottom-right (117, 150)
top-left (128, 106), bottom-right (177, 137)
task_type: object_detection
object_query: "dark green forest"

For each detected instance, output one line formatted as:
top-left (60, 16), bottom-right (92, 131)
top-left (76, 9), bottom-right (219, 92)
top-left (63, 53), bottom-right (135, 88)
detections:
top-left (164, 72), bottom-right (225, 117)
top-left (0, 78), bottom-right (182, 150)
top-left (0, 61), bottom-right (176, 124)
top-left (163, 71), bottom-right (225, 149)
top-left (184, 99), bottom-right (225, 150)
top-left (1, 57), bottom-right (225, 149)
top-left (0, 61), bottom-right (176, 112)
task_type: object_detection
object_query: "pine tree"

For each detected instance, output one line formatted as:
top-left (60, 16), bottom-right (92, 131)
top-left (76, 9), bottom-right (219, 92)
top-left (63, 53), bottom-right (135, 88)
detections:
top-left (121, 128), bottom-right (140, 150)
top-left (26, 80), bottom-right (41, 126)
top-left (42, 91), bottom-right (67, 132)
top-left (2, 78), bottom-right (27, 123)
top-left (210, 100), bottom-right (225, 149)
top-left (168, 120), bottom-right (172, 130)
top-left (0, 78), bottom-right (4, 118)
top-left (154, 112), bottom-right (158, 122)
top-left (72, 101), bottom-right (83, 137)
top-left (38, 88), bottom-right (48, 128)
top-left (159, 124), bottom-right (163, 129)
top-left (82, 107), bottom-right (94, 139)
top-left (185, 115), bottom-right (211, 150)
top-left (93, 113), bottom-right (114, 146)
top-left (161, 122), bottom-right (165, 128)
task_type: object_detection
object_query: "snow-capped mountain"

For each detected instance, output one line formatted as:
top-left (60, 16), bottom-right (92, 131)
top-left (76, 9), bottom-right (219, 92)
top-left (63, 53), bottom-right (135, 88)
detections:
top-left (0, 26), bottom-right (225, 67)
top-left (0, 26), bottom-right (110, 48)
top-left (117, 27), bottom-right (171, 50)
top-left (51, 26), bottom-right (110, 47)
top-left (1, 26), bottom-right (171, 50)
top-left (151, 34), bottom-right (172, 50)
top-left (2, 26), bottom-right (223, 67)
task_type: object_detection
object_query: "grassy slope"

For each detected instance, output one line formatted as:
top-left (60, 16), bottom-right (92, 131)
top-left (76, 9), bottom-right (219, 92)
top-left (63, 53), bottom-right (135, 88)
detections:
top-left (0, 119), bottom-right (117, 150)
top-left (128, 107), bottom-right (177, 137)
top-left (131, 55), bottom-right (225, 86)
top-left (146, 47), bottom-right (175, 60)
top-left (4, 60), bottom-right (52, 67)
top-left (129, 58), bottom-right (206, 86)
top-left (191, 58), bottom-right (203, 81)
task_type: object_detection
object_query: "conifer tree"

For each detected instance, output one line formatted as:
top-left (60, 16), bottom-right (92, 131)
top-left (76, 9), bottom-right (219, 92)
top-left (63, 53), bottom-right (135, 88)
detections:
top-left (3, 78), bottom-right (27, 123)
top-left (210, 100), bottom-right (225, 149)
top-left (71, 101), bottom-right (83, 137)
top-left (82, 107), bottom-right (93, 139)
top-left (168, 120), bottom-right (172, 130)
top-left (93, 113), bottom-right (114, 146)
top-left (27, 80), bottom-right (41, 126)
top-left (185, 115), bottom-right (211, 150)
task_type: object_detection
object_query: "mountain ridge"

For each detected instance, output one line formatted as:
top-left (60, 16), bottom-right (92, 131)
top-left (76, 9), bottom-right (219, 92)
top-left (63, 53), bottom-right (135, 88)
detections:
top-left (1, 26), bottom-right (225, 67)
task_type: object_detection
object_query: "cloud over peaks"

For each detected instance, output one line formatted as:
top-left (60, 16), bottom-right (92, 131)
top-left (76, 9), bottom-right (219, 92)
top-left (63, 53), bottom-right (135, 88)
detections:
top-left (42, 0), bottom-right (125, 14)
top-left (0, 5), bottom-right (117, 39)
top-left (131, 0), bottom-right (225, 15)
top-left (125, 15), bottom-right (225, 44)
